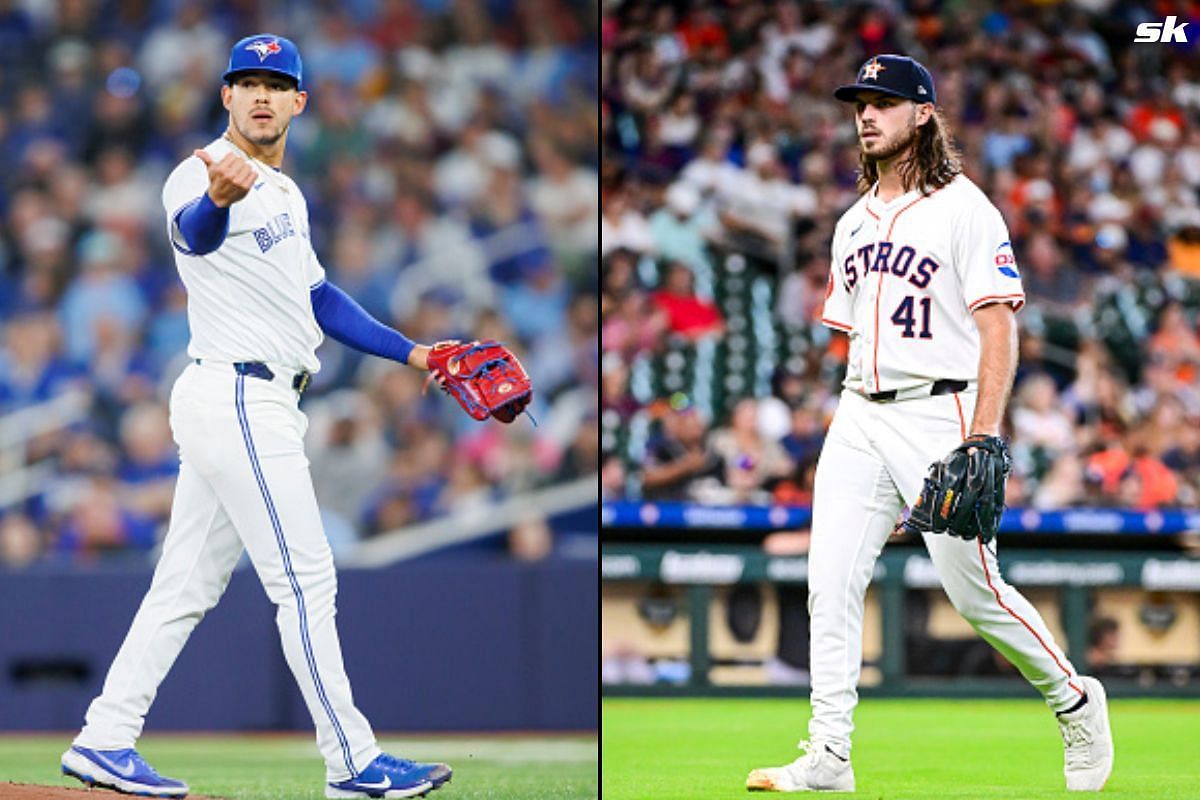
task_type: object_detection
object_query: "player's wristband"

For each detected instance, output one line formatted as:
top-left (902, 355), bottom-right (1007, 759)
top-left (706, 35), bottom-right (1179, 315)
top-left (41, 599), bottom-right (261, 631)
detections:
top-left (310, 280), bottom-right (415, 364)
top-left (174, 193), bottom-right (230, 255)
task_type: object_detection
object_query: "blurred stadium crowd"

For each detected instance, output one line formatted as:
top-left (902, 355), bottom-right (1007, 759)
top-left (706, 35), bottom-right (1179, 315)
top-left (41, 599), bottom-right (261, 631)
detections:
top-left (601, 0), bottom-right (1200, 515)
top-left (0, 0), bottom-right (598, 567)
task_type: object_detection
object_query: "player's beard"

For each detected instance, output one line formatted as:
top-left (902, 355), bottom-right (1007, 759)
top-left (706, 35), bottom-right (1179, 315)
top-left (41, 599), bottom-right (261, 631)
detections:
top-left (861, 118), bottom-right (918, 164)
top-left (237, 115), bottom-right (289, 147)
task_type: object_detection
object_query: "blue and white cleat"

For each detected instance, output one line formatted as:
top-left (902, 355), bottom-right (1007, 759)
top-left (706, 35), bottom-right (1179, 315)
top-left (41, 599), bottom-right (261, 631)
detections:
top-left (326, 753), bottom-right (453, 799)
top-left (61, 745), bottom-right (188, 797)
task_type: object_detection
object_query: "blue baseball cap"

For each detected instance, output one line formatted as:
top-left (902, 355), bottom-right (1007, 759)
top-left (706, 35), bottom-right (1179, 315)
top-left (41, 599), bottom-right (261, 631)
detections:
top-left (222, 34), bottom-right (303, 90)
top-left (834, 55), bottom-right (935, 105)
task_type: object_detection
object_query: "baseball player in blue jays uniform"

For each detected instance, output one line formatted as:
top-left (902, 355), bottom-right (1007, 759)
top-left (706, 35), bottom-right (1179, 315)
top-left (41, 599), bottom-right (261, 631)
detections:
top-left (61, 35), bottom-right (453, 799)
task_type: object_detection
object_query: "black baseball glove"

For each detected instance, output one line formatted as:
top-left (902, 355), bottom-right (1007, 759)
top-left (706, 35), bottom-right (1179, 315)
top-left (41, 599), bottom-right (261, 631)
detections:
top-left (902, 435), bottom-right (1012, 544)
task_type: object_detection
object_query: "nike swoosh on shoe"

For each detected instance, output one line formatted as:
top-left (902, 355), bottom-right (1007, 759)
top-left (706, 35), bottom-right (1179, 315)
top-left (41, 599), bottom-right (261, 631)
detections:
top-left (92, 752), bottom-right (137, 778)
top-left (357, 776), bottom-right (391, 790)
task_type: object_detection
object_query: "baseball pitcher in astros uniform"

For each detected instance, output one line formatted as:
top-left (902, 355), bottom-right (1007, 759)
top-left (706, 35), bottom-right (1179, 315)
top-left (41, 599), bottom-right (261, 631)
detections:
top-left (745, 55), bottom-right (1114, 794)
top-left (61, 35), bottom-right (453, 800)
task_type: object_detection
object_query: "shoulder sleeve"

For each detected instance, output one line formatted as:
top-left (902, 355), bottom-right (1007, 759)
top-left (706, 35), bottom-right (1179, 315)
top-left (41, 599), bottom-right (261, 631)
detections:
top-left (162, 157), bottom-right (212, 255)
top-left (162, 156), bottom-right (208, 217)
top-left (953, 198), bottom-right (1025, 313)
top-left (821, 220), bottom-right (853, 332)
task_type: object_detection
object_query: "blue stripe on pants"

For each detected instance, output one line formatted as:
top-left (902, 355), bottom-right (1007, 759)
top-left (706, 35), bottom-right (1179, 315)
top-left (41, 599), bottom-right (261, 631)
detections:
top-left (235, 375), bottom-right (356, 777)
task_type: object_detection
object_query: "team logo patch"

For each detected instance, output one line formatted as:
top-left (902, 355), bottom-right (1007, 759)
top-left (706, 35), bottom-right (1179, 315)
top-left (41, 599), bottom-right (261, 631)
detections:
top-left (246, 39), bottom-right (282, 62)
top-left (995, 241), bottom-right (1019, 278)
top-left (498, 382), bottom-right (513, 394)
top-left (861, 58), bottom-right (886, 81)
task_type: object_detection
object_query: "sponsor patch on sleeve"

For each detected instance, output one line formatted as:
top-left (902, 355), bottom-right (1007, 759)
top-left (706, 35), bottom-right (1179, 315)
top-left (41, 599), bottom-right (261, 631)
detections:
top-left (995, 241), bottom-right (1019, 278)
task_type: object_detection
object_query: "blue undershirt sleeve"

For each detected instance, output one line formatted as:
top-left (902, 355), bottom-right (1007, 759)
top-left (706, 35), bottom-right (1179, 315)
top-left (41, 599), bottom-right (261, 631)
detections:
top-left (174, 193), bottom-right (230, 255)
top-left (310, 280), bottom-right (415, 365)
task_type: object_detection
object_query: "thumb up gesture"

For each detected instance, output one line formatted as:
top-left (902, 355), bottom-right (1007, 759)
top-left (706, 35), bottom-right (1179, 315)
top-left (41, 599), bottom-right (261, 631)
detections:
top-left (194, 149), bottom-right (257, 208)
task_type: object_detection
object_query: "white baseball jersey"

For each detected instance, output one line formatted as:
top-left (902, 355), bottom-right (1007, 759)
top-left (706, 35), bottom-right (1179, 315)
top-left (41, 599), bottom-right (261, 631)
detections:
top-left (821, 174), bottom-right (1024, 395)
top-left (78, 138), bottom-right (384, 782)
top-left (799, 174), bottom-right (1084, 761)
top-left (162, 136), bottom-right (325, 373)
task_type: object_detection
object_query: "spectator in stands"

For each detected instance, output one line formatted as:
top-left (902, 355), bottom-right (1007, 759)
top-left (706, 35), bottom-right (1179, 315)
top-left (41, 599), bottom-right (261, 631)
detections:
top-left (709, 398), bottom-right (794, 505)
top-left (779, 400), bottom-right (826, 472)
top-left (1087, 436), bottom-right (1179, 511)
top-left (1162, 422), bottom-right (1200, 506)
top-left (1012, 372), bottom-right (1076, 478)
top-left (758, 368), bottom-right (811, 442)
top-left (602, 356), bottom-right (637, 446)
top-left (649, 181), bottom-right (717, 277)
top-left (1148, 302), bottom-right (1200, 385)
top-left (640, 402), bottom-right (722, 502)
top-left (137, 3), bottom-right (225, 92)
top-left (384, 192), bottom-right (493, 325)
top-left (87, 316), bottom-right (158, 435)
top-left (602, 452), bottom-right (627, 501)
top-left (716, 141), bottom-right (816, 266)
top-left (1086, 617), bottom-right (1124, 677)
top-left (115, 401), bottom-right (177, 525)
top-left (659, 94), bottom-right (701, 150)
top-left (554, 415), bottom-right (601, 484)
top-left (57, 229), bottom-right (147, 364)
top-left (680, 131), bottom-right (738, 202)
top-left (509, 516), bottom-right (554, 561)
top-left (55, 474), bottom-right (157, 559)
top-left (0, 513), bottom-right (42, 569)
top-left (600, 181), bottom-right (655, 256)
top-left (0, 311), bottom-right (86, 412)
top-left (650, 261), bottom-right (724, 341)
top-left (1032, 454), bottom-right (1086, 509)
top-left (1022, 231), bottom-right (1082, 310)
top-left (499, 255), bottom-right (571, 345)
top-left (534, 292), bottom-right (600, 401)
top-left (528, 135), bottom-right (599, 265)
top-left (1166, 224), bottom-right (1200, 278)
top-left (308, 390), bottom-right (390, 538)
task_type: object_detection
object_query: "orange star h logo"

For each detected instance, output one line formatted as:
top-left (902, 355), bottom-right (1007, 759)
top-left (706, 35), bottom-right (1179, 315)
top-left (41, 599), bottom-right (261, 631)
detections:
top-left (861, 58), bottom-right (886, 81)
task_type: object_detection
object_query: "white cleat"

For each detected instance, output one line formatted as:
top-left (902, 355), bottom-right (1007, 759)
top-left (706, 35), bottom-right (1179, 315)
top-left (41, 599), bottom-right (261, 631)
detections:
top-left (1058, 676), bottom-right (1114, 791)
top-left (746, 740), bottom-right (855, 792)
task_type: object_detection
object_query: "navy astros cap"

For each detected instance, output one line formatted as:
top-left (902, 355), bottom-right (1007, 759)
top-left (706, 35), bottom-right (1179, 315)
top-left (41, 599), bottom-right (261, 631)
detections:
top-left (223, 34), bottom-right (303, 90)
top-left (834, 55), bottom-right (935, 105)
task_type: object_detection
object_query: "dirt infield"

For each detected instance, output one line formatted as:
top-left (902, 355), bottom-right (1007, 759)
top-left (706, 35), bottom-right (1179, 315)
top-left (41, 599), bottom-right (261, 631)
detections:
top-left (0, 784), bottom-right (224, 799)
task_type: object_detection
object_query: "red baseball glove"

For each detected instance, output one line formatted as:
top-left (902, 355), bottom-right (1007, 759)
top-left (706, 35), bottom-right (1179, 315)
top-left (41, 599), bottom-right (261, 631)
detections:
top-left (424, 339), bottom-right (533, 423)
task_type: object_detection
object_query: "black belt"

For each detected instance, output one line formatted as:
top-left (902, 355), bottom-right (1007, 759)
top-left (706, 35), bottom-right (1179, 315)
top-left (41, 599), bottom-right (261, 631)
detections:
top-left (867, 379), bottom-right (968, 403)
top-left (195, 359), bottom-right (312, 394)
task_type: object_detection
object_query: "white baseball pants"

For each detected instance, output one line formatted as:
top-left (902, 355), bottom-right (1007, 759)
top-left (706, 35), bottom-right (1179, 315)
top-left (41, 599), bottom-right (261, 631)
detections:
top-left (807, 388), bottom-right (1084, 754)
top-left (75, 360), bottom-right (380, 781)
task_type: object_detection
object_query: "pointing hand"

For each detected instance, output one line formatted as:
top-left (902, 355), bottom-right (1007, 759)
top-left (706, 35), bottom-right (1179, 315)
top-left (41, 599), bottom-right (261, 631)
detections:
top-left (194, 149), bottom-right (256, 208)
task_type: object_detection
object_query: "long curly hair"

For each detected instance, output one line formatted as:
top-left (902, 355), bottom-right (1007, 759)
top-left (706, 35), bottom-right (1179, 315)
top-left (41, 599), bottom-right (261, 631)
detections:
top-left (857, 106), bottom-right (962, 196)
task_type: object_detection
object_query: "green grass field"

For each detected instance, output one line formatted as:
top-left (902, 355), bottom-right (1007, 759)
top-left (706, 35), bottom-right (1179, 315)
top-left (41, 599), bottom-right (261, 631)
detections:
top-left (0, 733), bottom-right (597, 799)
top-left (603, 697), bottom-right (1200, 799)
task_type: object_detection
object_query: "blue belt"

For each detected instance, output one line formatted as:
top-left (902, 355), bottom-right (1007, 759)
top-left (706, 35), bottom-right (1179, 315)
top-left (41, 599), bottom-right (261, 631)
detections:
top-left (195, 359), bottom-right (312, 394)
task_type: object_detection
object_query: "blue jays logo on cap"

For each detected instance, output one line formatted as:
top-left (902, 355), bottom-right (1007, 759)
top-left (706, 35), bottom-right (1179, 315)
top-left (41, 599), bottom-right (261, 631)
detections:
top-left (223, 33), bottom-right (303, 89)
top-left (246, 38), bottom-right (282, 62)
